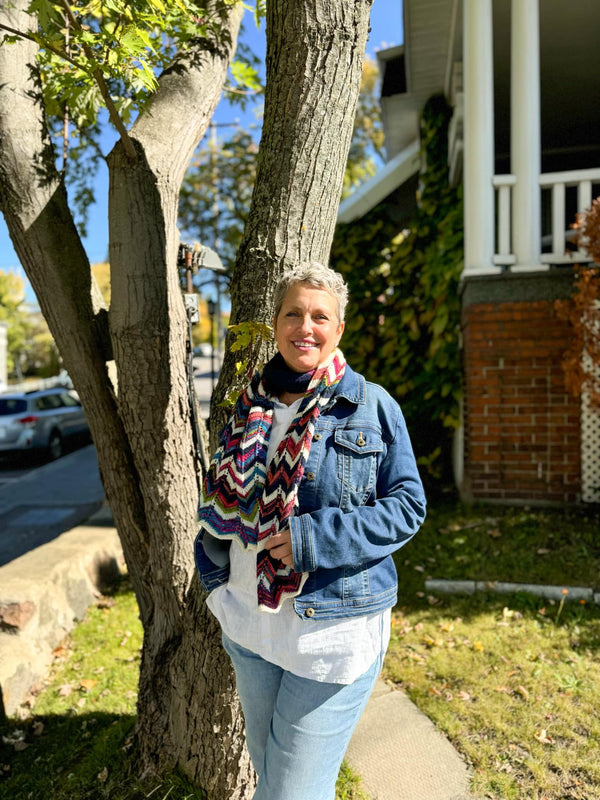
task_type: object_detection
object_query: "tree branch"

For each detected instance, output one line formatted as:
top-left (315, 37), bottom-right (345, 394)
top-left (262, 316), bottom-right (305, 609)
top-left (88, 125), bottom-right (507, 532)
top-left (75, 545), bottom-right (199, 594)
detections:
top-left (0, 21), bottom-right (87, 71)
top-left (57, 0), bottom-right (137, 162)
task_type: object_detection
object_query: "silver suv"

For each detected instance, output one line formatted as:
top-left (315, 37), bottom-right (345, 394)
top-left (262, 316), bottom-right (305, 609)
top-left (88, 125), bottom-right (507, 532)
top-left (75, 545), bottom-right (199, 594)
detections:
top-left (0, 388), bottom-right (90, 461)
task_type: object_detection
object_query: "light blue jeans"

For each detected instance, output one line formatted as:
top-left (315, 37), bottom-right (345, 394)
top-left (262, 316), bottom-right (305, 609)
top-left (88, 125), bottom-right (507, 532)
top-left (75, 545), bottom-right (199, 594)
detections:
top-left (221, 632), bottom-right (383, 800)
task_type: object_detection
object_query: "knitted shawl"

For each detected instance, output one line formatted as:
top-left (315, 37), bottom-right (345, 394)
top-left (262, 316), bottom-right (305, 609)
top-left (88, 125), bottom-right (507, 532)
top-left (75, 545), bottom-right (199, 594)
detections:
top-left (198, 348), bottom-right (346, 612)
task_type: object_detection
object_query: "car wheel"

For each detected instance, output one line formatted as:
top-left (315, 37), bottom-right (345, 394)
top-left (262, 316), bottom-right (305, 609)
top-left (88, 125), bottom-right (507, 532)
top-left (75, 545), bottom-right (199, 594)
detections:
top-left (47, 430), bottom-right (63, 460)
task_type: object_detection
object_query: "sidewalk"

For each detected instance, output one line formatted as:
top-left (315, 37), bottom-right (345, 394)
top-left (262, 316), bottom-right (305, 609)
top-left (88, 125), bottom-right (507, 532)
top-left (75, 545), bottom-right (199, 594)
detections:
top-left (0, 453), bottom-right (475, 800)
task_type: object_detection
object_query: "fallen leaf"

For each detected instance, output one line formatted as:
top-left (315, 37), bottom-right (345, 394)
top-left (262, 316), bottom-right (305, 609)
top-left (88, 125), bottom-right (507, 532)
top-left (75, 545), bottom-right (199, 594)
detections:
top-left (79, 679), bottom-right (97, 693)
top-left (32, 721), bottom-right (44, 737)
top-left (2, 729), bottom-right (26, 745)
top-left (516, 685), bottom-right (529, 699)
top-left (58, 684), bottom-right (74, 697)
top-left (488, 528), bottom-right (502, 538)
top-left (457, 691), bottom-right (471, 701)
top-left (13, 741), bottom-right (28, 752)
top-left (534, 729), bottom-right (555, 745)
top-left (429, 686), bottom-right (442, 696)
top-left (97, 766), bottom-right (109, 783)
top-left (439, 622), bottom-right (455, 633)
top-left (537, 548), bottom-right (550, 555)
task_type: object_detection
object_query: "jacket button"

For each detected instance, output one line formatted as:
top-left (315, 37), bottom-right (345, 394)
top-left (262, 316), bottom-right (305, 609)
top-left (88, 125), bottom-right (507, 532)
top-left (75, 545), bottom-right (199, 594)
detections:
top-left (305, 608), bottom-right (315, 618)
top-left (305, 471), bottom-right (315, 481)
top-left (313, 433), bottom-right (322, 441)
top-left (356, 432), bottom-right (366, 446)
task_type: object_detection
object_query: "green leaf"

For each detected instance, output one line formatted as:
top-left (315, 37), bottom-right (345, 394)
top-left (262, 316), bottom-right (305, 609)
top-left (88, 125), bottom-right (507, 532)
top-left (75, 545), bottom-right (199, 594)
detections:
top-left (229, 60), bottom-right (262, 92)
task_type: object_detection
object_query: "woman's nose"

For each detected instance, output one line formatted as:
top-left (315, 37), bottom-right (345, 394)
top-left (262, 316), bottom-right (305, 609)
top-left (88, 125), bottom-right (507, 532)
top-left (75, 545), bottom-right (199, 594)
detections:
top-left (298, 314), bottom-right (312, 334)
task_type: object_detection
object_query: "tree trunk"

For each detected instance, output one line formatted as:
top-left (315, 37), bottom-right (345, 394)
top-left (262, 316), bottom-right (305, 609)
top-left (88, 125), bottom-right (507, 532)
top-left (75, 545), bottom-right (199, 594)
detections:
top-left (0, 0), bottom-right (373, 796)
top-left (106, 7), bottom-right (254, 792)
top-left (0, 1), bottom-right (253, 795)
top-left (213, 0), bottom-right (374, 433)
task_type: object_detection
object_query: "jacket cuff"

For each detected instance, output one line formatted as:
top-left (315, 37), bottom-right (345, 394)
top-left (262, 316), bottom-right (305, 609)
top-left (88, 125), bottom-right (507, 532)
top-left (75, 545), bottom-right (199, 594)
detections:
top-left (289, 515), bottom-right (316, 573)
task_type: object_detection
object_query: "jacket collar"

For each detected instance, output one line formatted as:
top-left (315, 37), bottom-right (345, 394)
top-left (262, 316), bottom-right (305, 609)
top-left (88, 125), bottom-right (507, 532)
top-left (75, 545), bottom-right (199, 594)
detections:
top-left (332, 363), bottom-right (366, 405)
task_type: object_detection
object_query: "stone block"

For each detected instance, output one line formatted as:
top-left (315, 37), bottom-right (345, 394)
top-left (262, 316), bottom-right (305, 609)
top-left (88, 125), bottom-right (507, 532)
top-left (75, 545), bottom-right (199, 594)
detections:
top-left (0, 524), bottom-right (123, 716)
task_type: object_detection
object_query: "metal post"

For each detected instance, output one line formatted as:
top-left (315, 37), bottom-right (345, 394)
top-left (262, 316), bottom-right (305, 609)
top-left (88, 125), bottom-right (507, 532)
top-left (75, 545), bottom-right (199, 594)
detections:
top-left (207, 299), bottom-right (216, 398)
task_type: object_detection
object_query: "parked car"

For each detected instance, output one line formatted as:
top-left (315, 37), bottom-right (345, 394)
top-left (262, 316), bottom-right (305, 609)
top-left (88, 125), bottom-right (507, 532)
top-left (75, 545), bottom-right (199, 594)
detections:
top-left (0, 388), bottom-right (90, 461)
top-left (193, 343), bottom-right (213, 358)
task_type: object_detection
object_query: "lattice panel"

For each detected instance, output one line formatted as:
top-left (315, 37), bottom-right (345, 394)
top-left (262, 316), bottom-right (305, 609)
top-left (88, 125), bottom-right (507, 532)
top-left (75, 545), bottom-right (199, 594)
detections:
top-left (581, 359), bottom-right (600, 504)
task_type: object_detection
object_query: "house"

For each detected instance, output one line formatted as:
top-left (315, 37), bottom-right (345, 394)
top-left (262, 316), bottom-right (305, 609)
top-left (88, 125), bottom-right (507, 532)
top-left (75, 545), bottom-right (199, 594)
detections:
top-left (339, 0), bottom-right (600, 505)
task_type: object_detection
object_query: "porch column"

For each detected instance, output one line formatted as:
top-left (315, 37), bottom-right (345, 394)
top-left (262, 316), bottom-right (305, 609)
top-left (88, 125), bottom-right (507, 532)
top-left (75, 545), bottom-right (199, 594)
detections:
top-left (511, 0), bottom-right (545, 271)
top-left (463, 0), bottom-right (499, 276)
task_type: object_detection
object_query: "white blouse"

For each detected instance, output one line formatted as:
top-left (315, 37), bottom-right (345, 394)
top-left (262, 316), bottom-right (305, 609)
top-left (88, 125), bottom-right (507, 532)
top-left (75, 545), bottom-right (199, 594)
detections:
top-left (207, 397), bottom-right (390, 684)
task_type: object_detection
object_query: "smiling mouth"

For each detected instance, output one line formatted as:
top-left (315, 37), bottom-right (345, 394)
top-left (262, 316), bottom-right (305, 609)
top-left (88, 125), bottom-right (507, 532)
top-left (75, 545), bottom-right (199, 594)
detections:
top-left (292, 340), bottom-right (318, 350)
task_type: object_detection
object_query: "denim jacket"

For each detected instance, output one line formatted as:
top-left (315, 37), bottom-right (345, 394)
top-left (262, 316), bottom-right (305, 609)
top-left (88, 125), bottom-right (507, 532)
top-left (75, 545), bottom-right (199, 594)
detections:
top-left (194, 365), bottom-right (426, 620)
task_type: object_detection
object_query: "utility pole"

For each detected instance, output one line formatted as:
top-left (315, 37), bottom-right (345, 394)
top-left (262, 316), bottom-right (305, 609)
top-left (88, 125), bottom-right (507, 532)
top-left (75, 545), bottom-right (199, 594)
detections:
top-left (209, 121), bottom-right (222, 360)
top-left (208, 119), bottom-right (238, 359)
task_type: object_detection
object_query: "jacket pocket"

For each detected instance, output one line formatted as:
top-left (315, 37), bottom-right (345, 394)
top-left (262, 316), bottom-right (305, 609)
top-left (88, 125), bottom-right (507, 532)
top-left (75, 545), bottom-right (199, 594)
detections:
top-left (335, 426), bottom-right (383, 510)
top-left (194, 529), bottom-right (230, 592)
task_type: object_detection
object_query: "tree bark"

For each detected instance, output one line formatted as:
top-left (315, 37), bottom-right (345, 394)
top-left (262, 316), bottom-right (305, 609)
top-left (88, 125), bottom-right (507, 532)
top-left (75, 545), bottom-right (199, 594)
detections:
top-left (0, 1), bottom-right (253, 795)
top-left (106, 5), bottom-right (254, 793)
top-left (214, 0), bottom-right (374, 433)
top-left (0, 0), bottom-right (152, 605)
top-left (0, 0), bottom-right (373, 796)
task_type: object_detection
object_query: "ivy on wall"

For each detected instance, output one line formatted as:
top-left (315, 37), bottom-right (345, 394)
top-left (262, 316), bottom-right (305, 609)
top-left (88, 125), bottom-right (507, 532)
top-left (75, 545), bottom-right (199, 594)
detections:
top-left (330, 95), bottom-right (463, 490)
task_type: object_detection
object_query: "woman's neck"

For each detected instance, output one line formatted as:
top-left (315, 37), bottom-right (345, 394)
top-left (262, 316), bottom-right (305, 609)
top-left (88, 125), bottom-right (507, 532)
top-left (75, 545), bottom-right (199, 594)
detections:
top-left (278, 390), bottom-right (305, 407)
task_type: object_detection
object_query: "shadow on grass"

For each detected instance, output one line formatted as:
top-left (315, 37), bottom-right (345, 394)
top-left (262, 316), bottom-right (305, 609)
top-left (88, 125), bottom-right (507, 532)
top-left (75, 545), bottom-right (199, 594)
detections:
top-left (0, 711), bottom-right (206, 800)
top-left (393, 589), bottom-right (600, 654)
top-left (393, 494), bottom-right (600, 624)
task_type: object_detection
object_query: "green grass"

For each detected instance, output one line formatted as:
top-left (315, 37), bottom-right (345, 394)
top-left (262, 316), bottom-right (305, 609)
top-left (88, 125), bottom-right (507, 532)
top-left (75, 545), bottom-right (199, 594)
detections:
top-left (387, 498), bottom-right (600, 800)
top-left (0, 579), bottom-right (367, 800)
top-left (1, 499), bottom-right (598, 800)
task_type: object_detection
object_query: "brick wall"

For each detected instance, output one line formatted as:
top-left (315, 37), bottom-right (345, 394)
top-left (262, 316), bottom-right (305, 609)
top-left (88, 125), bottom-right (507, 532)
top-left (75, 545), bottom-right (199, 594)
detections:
top-left (461, 297), bottom-right (581, 503)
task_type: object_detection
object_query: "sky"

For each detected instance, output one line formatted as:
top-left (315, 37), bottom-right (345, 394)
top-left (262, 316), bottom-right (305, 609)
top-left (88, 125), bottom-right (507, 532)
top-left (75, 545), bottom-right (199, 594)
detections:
top-left (0, 1), bottom-right (403, 304)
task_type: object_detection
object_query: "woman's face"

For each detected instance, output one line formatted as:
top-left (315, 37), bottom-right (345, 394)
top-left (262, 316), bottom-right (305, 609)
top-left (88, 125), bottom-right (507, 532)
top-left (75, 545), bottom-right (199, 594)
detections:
top-left (274, 283), bottom-right (345, 373)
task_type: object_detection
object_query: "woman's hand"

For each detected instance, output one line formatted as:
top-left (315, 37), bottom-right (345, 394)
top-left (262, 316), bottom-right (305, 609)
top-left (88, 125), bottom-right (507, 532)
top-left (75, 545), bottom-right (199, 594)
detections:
top-left (265, 529), bottom-right (294, 567)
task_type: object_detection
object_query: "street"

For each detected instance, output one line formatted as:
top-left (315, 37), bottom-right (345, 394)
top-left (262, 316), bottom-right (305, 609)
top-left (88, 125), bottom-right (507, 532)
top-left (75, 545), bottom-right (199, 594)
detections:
top-left (192, 353), bottom-right (221, 418)
top-left (0, 443), bottom-right (105, 567)
top-left (0, 356), bottom-right (218, 567)
top-left (0, 460), bottom-right (37, 489)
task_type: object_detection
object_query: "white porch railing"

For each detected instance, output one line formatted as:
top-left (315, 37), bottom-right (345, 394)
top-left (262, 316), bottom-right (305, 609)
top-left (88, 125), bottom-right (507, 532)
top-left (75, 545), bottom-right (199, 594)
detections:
top-left (493, 168), bottom-right (600, 268)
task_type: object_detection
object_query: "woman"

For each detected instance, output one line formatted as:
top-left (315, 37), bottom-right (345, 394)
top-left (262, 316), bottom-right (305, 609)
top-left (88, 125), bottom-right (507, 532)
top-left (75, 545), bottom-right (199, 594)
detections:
top-left (196, 262), bottom-right (426, 800)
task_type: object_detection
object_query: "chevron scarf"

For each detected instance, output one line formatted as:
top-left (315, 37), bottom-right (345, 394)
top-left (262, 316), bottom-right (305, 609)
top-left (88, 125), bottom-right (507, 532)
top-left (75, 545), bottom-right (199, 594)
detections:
top-left (198, 349), bottom-right (346, 612)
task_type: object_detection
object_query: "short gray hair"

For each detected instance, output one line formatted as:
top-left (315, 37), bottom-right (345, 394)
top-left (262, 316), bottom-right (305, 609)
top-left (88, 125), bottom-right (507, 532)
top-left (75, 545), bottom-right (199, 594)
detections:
top-left (273, 262), bottom-right (349, 322)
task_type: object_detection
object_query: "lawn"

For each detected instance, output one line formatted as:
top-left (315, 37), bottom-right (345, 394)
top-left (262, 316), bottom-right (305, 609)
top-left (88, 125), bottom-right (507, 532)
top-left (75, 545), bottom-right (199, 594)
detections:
top-left (0, 580), bottom-right (367, 800)
top-left (0, 498), bottom-right (598, 800)
top-left (387, 499), bottom-right (600, 800)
